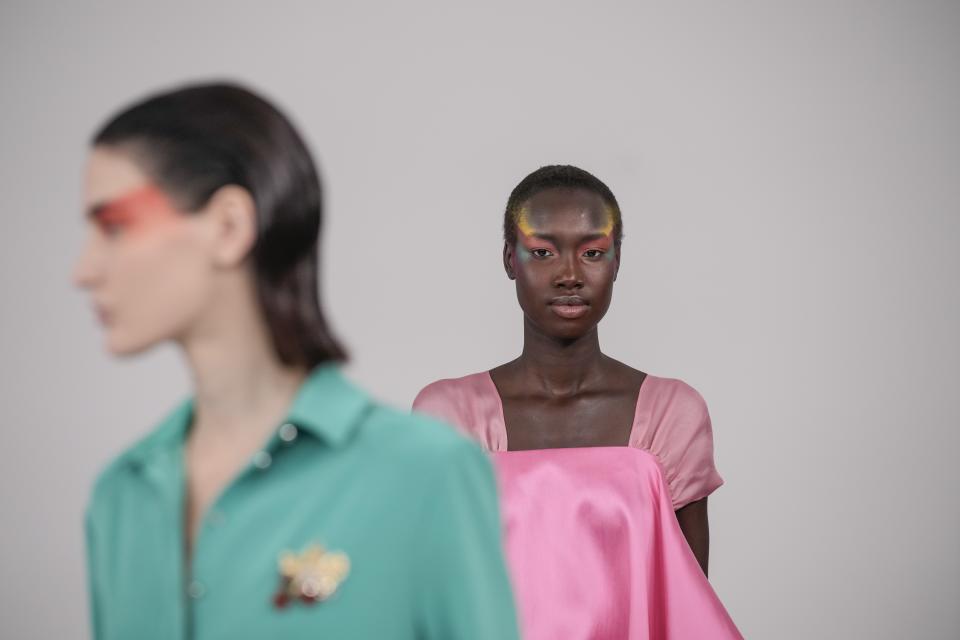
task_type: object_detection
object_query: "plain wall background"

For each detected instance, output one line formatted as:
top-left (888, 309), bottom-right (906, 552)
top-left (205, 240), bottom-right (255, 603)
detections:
top-left (1, 1), bottom-right (958, 637)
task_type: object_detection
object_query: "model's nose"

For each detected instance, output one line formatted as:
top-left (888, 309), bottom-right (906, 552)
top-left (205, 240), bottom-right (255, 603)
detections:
top-left (73, 231), bottom-right (104, 289)
top-left (553, 254), bottom-right (583, 289)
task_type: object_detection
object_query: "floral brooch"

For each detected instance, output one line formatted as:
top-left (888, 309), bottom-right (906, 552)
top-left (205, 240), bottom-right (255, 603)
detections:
top-left (273, 543), bottom-right (350, 608)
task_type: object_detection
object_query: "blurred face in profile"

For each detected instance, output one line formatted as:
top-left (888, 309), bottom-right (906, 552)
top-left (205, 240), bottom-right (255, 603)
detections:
top-left (73, 147), bottom-right (221, 356)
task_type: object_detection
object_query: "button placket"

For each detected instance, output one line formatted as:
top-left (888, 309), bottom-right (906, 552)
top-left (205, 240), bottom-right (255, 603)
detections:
top-left (187, 579), bottom-right (206, 600)
top-left (186, 422), bottom-right (297, 620)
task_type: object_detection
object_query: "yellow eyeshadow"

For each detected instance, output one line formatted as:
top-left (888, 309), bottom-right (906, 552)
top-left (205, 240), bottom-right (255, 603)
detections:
top-left (516, 204), bottom-right (616, 237)
top-left (516, 206), bottom-right (535, 237)
top-left (599, 207), bottom-right (615, 236)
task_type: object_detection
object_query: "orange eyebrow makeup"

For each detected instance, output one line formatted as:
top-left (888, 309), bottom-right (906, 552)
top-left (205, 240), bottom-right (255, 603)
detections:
top-left (90, 185), bottom-right (179, 233)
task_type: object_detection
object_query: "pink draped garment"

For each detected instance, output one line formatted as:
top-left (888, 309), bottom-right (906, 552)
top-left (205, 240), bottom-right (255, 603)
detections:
top-left (414, 372), bottom-right (741, 640)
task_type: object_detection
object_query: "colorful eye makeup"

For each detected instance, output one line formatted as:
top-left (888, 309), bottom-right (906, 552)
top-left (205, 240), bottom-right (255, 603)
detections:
top-left (579, 233), bottom-right (614, 260)
top-left (598, 206), bottom-right (615, 237)
top-left (575, 207), bottom-right (615, 260)
top-left (516, 206), bottom-right (537, 239)
top-left (89, 185), bottom-right (179, 235)
top-left (515, 207), bottom-right (556, 263)
top-left (514, 205), bottom-right (616, 263)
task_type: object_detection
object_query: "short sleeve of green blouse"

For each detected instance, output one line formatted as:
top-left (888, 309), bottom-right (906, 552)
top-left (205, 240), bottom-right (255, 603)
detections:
top-left (413, 437), bottom-right (517, 638)
top-left (84, 365), bottom-right (519, 640)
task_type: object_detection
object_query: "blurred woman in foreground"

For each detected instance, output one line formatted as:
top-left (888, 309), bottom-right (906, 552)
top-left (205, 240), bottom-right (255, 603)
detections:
top-left (77, 82), bottom-right (518, 640)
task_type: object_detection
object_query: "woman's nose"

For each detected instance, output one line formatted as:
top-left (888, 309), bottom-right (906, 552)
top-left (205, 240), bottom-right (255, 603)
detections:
top-left (72, 234), bottom-right (103, 289)
top-left (553, 255), bottom-right (583, 289)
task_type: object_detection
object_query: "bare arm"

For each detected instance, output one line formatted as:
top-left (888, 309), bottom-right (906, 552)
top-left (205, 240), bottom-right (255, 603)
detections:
top-left (675, 496), bottom-right (709, 576)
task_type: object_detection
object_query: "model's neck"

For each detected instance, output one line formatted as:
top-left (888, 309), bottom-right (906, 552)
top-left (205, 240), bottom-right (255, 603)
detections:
top-left (179, 279), bottom-right (307, 436)
top-left (516, 318), bottom-right (605, 396)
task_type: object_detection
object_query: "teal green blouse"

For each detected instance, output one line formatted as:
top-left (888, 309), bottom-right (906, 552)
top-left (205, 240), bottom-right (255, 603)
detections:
top-left (85, 365), bottom-right (519, 639)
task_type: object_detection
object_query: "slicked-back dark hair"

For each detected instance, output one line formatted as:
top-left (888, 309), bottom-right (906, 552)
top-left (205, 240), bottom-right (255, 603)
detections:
top-left (503, 165), bottom-right (623, 248)
top-left (93, 82), bottom-right (346, 367)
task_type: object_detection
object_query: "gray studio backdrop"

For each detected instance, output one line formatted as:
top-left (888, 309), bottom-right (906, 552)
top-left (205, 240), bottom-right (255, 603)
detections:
top-left (1, 1), bottom-right (958, 638)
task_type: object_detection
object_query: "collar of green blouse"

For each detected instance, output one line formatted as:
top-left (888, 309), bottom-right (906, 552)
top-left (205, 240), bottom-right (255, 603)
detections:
top-left (119, 363), bottom-right (372, 474)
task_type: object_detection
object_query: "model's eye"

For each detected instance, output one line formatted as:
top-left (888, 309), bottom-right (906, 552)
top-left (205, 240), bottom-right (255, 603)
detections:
top-left (95, 218), bottom-right (126, 237)
top-left (531, 248), bottom-right (553, 258)
top-left (583, 249), bottom-right (604, 259)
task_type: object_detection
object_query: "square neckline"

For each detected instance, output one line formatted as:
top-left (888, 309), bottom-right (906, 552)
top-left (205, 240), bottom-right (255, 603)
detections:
top-left (483, 370), bottom-right (650, 452)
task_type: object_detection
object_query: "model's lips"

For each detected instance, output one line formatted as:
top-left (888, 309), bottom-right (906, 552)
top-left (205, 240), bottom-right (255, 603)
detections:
top-left (93, 304), bottom-right (112, 325)
top-left (551, 296), bottom-right (587, 306)
top-left (549, 296), bottom-right (589, 319)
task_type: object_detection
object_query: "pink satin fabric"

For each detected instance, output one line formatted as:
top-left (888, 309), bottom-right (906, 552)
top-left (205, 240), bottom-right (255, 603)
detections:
top-left (414, 372), bottom-right (741, 639)
top-left (493, 447), bottom-right (741, 639)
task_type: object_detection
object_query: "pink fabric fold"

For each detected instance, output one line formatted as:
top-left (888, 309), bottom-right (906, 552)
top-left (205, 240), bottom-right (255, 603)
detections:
top-left (493, 447), bottom-right (741, 639)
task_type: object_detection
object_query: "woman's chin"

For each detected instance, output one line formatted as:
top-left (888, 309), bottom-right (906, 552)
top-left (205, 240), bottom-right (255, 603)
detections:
top-left (105, 331), bottom-right (162, 357)
top-left (533, 316), bottom-right (598, 342)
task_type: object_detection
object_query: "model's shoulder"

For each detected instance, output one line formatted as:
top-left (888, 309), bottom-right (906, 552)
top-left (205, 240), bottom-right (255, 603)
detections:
top-left (89, 400), bottom-right (191, 509)
top-left (643, 374), bottom-right (709, 411)
top-left (633, 374), bottom-right (721, 508)
top-left (414, 371), bottom-right (490, 405)
top-left (412, 371), bottom-right (494, 424)
top-left (363, 401), bottom-right (487, 468)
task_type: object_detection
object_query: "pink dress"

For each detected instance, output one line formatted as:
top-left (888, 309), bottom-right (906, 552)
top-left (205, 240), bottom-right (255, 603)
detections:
top-left (413, 372), bottom-right (741, 640)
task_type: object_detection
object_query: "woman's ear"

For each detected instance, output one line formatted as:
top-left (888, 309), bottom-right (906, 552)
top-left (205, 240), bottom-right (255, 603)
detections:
top-left (204, 185), bottom-right (257, 268)
top-left (613, 245), bottom-right (621, 282)
top-left (503, 242), bottom-right (517, 280)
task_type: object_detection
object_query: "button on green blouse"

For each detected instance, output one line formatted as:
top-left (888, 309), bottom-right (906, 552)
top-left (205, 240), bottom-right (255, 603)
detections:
top-left (85, 365), bottom-right (519, 639)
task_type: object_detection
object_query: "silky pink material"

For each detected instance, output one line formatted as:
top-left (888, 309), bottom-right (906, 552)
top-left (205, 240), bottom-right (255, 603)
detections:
top-left (414, 372), bottom-right (741, 639)
top-left (495, 447), bottom-right (740, 639)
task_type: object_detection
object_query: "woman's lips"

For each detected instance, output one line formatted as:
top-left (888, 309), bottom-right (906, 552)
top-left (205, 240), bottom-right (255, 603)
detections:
top-left (94, 305), bottom-right (112, 325)
top-left (550, 296), bottom-right (589, 319)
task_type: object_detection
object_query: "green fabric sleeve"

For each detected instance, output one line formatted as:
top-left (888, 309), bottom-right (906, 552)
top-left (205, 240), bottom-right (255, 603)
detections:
top-left (85, 504), bottom-right (103, 640)
top-left (414, 440), bottom-right (520, 639)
